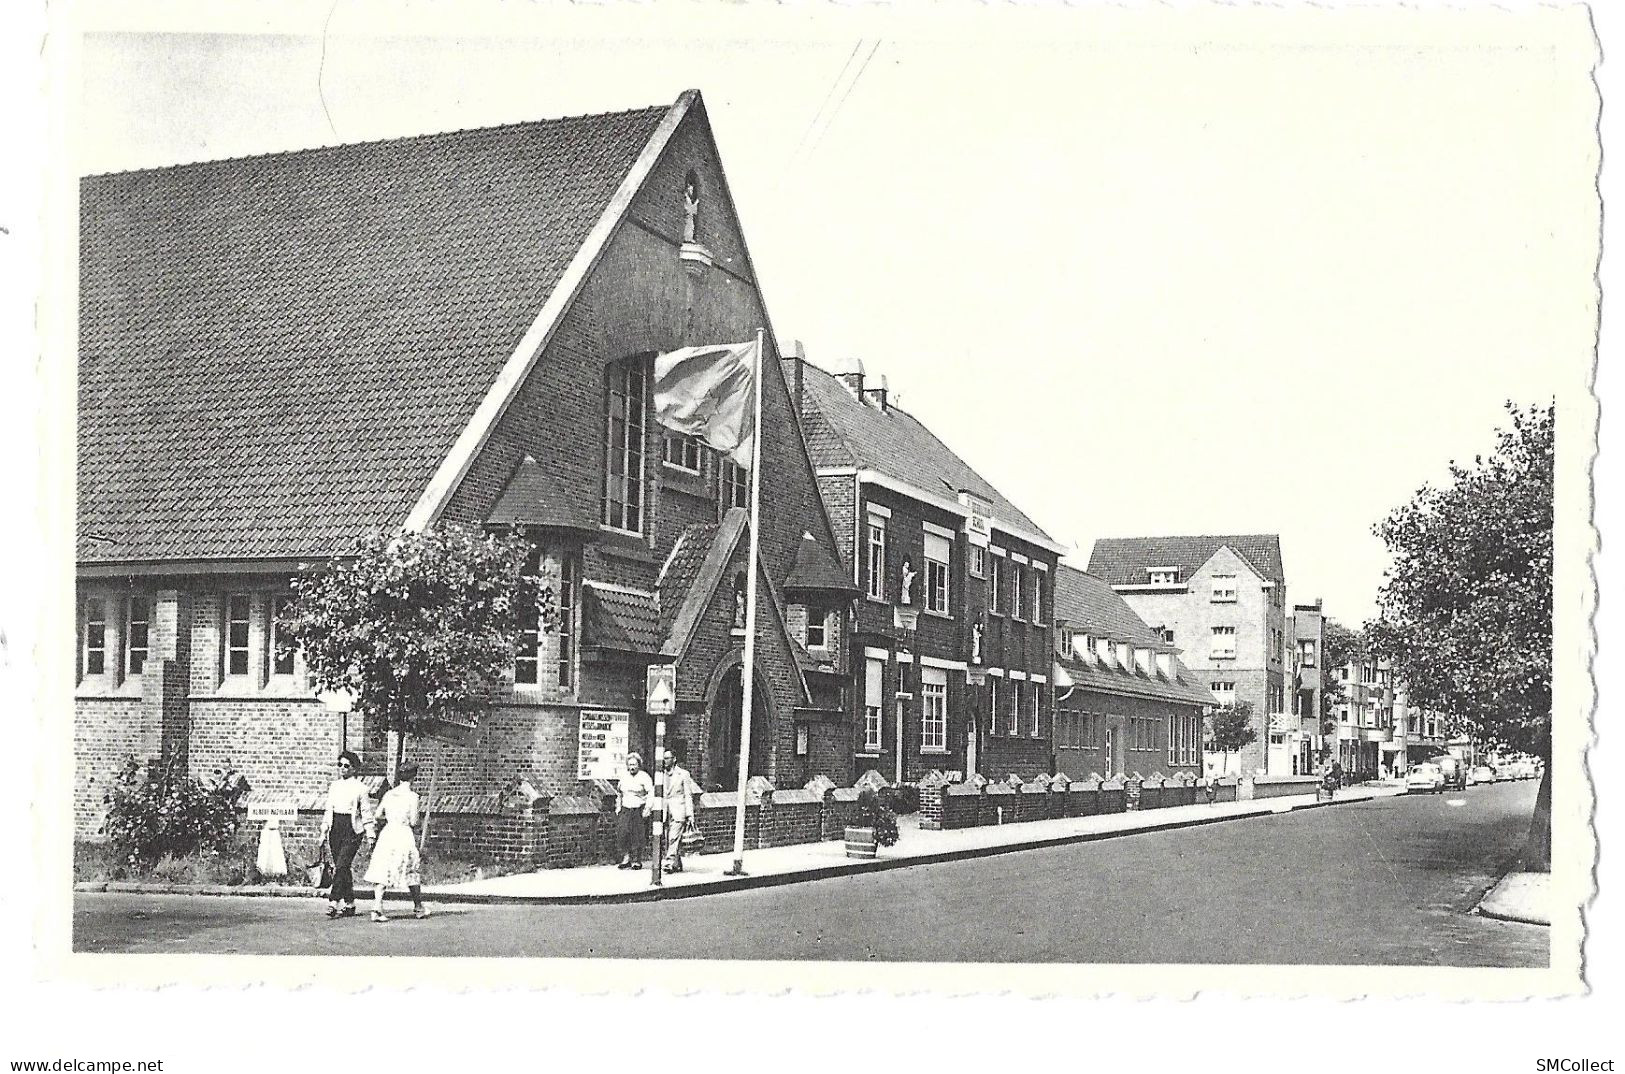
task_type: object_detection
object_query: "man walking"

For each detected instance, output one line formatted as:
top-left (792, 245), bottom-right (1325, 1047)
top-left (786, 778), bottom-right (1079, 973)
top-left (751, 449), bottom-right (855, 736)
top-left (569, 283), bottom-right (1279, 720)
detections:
top-left (661, 749), bottom-right (699, 873)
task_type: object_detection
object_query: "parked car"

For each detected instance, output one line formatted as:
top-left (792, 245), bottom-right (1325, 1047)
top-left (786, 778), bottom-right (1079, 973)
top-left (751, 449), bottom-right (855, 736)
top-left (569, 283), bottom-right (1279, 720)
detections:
top-left (1469, 765), bottom-right (1497, 785)
top-left (1406, 763), bottom-right (1445, 794)
top-left (1435, 755), bottom-right (1468, 791)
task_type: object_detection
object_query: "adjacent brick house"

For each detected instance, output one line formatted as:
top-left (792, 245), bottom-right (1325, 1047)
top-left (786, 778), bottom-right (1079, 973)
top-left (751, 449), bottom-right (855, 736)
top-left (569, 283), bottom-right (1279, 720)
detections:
top-left (788, 356), bottom-right (1067, 783)
top-left (1050, 565), bottom-right (1212, 779)
top-left (75, 91), bottom-right (856, 839)
top-left (1086, 534), bottom-right (1290, 777)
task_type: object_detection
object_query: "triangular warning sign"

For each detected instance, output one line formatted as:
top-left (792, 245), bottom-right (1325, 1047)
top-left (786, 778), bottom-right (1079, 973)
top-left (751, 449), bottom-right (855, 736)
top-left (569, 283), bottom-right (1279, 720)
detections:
top-left (647, 677), bottom-right (674, 708)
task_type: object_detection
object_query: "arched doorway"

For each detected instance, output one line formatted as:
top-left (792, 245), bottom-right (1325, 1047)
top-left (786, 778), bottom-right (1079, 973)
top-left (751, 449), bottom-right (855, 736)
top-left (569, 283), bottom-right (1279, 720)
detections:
top-left (707, 664), bottom-right (771, 791)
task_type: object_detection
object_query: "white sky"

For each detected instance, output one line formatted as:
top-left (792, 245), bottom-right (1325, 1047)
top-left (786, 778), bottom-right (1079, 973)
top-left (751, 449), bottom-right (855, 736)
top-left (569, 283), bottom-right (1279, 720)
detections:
top-left (72, 3), bottom-right (1598, 625)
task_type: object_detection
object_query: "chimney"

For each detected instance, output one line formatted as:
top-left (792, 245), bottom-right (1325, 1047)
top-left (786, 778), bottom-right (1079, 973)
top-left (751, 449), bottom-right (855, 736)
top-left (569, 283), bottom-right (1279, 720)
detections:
top-left (838, 358), bottom-right (865, 399)
top-left (864, 374), bottom-right (889, 411)
top-left (790, 339), bottom-right (806, 414)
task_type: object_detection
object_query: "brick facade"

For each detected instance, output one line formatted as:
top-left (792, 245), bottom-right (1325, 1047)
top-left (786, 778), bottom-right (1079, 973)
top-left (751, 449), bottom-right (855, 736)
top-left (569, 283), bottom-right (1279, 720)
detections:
top-left (73, 100), bottom-right (856, 842)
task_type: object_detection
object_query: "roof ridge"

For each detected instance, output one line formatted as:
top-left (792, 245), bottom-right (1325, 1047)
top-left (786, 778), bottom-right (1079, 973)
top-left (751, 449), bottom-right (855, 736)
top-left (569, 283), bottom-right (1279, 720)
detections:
top-left (796, 358), bottom-right (1054, 542)
top-left (1096, 532), bottom-right (1282, 544)
top-left (81, 101), bottom-right (675, 180)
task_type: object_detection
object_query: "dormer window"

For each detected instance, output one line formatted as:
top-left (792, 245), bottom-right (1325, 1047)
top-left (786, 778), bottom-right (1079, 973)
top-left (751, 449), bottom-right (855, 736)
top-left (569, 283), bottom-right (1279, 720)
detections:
top-left (1059, 628), bottom-right (1074, 657)
top-left (1148, 568), bottom-right (1180, 585)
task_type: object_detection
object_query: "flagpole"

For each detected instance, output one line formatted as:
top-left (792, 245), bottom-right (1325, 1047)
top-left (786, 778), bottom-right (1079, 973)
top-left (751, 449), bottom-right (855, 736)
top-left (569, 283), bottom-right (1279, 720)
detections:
top-left (727, 330), bottom-right (766, 877)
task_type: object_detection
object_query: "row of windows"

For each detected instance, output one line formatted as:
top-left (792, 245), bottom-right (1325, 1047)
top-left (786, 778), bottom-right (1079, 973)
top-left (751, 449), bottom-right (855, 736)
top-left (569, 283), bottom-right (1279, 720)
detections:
top-left (988, 553), bottom-right (1043, 622)
top-left (863, 512), bottom-right (1046, 621)
top-left (862, 662), bottom-right (1044, 752)
top-left (602, 362), bottom-right (751, 536)
top-left (988, 676), bottom-right (1042, 738)
top-left (513, 548), bottom-right (578, 689)
top-left (1058, 711), bottom-right (1199, 766)
top-left (861, 660), bottom-right (949, 752)
top-left (80, 593), bottom-right (297, 685)
top-left (83, 561), bottom-right (579, 693)
top-left (1168, 714), bottom-right (1201, 766)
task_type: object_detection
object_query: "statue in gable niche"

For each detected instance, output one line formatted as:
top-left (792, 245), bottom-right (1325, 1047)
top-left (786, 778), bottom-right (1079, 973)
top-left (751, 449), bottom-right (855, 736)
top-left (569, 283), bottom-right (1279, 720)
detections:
top-left (899, 557), bottom-right (916, 606)
top-left (971, 617), bottom-right (984, 665)
top-left (682, 177), bottom-right (700, 243)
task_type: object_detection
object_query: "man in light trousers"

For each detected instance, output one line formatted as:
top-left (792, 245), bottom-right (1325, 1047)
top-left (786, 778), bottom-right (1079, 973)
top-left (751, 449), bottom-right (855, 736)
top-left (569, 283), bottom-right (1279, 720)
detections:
top-left (661, 750), bottom-right (699, 873)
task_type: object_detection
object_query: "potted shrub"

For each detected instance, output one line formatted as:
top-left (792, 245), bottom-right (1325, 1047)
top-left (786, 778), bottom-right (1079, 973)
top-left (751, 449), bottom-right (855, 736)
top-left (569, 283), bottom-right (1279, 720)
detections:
top-left (844, 788), bottom-right (900, 859)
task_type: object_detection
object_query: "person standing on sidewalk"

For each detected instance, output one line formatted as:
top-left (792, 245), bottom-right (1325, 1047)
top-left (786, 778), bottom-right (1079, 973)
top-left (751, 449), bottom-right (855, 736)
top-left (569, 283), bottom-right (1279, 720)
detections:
top-left (660, 750), bottom-right (699, 873)
top-left (319, 751), bottom-right (371, 919)
top-left (615, 753), bottom-right (655, 869)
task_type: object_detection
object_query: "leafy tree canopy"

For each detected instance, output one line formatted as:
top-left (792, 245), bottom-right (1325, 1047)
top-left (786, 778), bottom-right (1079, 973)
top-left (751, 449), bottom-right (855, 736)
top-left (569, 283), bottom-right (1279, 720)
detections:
top-left (1366, 402), bottom-right (1553, 759)
top-left (1208, 700), bottom-right (1258, 758)
top-left (1319, 620), bottom-right (1363, 721)
top-left (284, 525), bottom-right (554, 767)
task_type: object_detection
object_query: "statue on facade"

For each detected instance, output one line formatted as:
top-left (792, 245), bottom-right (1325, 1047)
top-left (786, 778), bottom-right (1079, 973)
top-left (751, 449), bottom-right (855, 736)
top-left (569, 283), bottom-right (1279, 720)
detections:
top-left (683, 178), bottom-right (700, 243)
top-left (971, 618), bottom-right (984, 665)
top-left (732, 574), bottom-right (746, 629)
top-left (899, 557), bottom-right (916, 606)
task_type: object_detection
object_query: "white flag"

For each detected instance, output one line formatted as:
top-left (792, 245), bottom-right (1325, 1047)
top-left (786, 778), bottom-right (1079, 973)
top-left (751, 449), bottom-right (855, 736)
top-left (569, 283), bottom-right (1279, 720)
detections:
top-left (652, 339), bottom-right (759, 467)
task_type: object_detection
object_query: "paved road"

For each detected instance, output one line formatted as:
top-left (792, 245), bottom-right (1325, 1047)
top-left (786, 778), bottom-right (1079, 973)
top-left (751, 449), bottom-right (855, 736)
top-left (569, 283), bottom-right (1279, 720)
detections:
top-left (74, 781), bottom-right (1547, 965)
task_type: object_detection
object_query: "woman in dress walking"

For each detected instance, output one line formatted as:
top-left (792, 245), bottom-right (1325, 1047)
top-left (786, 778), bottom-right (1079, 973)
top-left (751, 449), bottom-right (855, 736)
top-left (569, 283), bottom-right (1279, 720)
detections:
top-left (319, 751), bottom-right (370, 919)
top-left (364, 762), bottom-right (429, 922)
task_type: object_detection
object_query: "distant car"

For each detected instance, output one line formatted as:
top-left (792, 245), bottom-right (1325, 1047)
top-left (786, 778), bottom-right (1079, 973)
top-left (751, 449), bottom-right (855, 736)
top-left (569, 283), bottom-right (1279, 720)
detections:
top-left (1515, 760), bottom-right (1538, 780)
top-left (1494, 763), bottom-right (1518, 782)
top-left (1406, 763), bottom-right (1445, 794)
top-left (1469, 765), bottom-right (1496, 785)
top-left (1435, 755), bottom-right (1468, 791)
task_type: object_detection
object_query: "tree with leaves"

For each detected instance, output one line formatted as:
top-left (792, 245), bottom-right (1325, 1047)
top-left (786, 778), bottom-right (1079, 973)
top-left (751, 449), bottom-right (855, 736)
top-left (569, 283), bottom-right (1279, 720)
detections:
top-left (1366, 401), bottom-right (1553, 866)
top-left (283, 525), bottom-right (553, 780)
top-left (1207, 700), bottom-right (1259, 776)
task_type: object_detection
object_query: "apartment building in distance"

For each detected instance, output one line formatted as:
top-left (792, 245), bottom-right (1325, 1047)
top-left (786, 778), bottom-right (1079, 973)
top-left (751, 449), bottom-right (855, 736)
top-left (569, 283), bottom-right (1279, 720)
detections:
top-left (1289, 600), bottom-right (1326, 775)
top-left (1329, 655), bottom-right (1396, 779)
top-left (789, 355), bottom-right (1067, 783)
top-left (1087, 535), bottom-right (1290, 777)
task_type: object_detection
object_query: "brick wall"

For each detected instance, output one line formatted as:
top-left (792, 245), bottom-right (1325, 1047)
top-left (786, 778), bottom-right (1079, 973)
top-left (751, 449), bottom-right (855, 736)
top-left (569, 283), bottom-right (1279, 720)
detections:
top-left (73, 698), bottom-right (148, 837)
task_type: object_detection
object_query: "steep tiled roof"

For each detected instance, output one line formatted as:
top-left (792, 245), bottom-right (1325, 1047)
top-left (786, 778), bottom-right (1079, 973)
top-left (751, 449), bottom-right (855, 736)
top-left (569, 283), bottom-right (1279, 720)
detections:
top-left (1056, 651), bottom-right (1215, 708)
top-left (784, 530), bottom-right (857, 593)
top-left (487, 455), bottom-right (599, 530)
top-left (582, 583), bottom-right (662, 654)
top-left (1086, 534), bottom-right (1285, 587)
top-left (795, 361), bottom-right (1052, 542)
top-left (79, 104), bottom-right (671, 563)
top-left (1053, 564), bottom-right (1160, 643)
top-left (658, 521), bottom-right (724, 640)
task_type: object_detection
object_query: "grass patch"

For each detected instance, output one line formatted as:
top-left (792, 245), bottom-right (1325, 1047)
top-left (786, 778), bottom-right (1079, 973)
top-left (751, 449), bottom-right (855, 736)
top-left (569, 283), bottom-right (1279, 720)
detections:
top-left (76, 840), bottom-right (534, 887)
top-left (75, 841), bottom-right (304, 887)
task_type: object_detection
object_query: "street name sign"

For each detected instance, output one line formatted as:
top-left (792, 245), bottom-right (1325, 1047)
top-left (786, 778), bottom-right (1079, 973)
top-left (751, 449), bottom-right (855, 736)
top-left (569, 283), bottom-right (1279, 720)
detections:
top-left (247, 801), bottom-right (297, 822)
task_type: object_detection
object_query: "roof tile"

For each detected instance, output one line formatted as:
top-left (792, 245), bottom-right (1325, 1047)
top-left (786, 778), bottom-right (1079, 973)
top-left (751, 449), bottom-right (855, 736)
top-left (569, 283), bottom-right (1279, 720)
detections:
top-left (1086, 534), bottom-right (1285, 586)
top-left (79, 104), bottom-right (670, 563)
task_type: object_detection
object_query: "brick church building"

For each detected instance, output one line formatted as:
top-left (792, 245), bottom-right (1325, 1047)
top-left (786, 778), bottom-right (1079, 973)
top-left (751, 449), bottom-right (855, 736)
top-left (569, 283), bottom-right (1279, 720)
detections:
top-left (74, 91), bottom-right (857, 837)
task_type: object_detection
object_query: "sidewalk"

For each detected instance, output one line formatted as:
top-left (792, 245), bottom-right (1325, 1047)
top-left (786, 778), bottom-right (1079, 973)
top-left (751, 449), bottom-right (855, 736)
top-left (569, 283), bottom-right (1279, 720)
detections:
top-left (1476, 871), bottom-right (1551, 926)
top-left (422, 783), bottom-right (1402, 905)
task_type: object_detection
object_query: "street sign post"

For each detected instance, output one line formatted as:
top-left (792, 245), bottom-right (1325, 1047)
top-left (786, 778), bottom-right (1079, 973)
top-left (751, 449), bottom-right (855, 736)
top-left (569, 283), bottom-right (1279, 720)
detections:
top-left (646, 664), bottom-right (677, 886)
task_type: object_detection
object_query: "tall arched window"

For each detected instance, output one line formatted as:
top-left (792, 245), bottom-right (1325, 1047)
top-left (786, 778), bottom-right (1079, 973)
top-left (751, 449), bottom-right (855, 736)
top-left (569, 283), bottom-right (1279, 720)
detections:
top-left (602, 357), bottom-right (648, 533)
